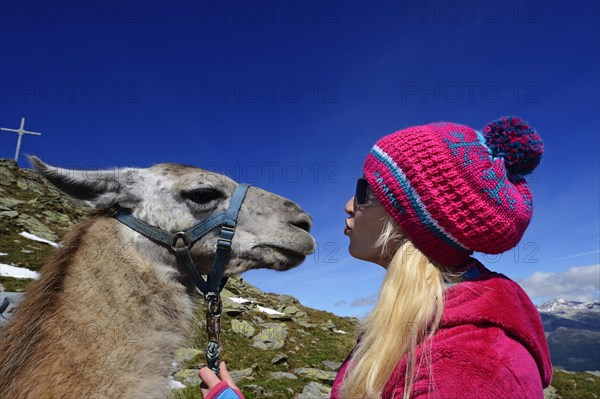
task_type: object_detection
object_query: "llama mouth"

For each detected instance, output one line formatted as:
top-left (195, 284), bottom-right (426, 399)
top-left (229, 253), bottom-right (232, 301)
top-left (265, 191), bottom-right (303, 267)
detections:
top-left (250, 244), bottom-right (308, 267)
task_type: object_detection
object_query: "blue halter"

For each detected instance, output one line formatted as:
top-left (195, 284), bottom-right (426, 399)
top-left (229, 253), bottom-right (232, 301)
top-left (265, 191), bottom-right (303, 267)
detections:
top-left (115, 183), bottom-right (250, 297)
top-left (114, 183), bottom-right (251, 376)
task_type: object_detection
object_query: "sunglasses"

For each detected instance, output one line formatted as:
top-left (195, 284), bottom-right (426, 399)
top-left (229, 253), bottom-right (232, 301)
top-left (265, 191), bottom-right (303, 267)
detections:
top-left (355, 177), bottom-right (380, 207)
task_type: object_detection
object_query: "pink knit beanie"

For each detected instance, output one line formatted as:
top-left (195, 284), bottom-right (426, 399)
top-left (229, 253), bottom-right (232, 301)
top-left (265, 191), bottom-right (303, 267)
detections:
top-left (363, 116), bottom-right (544, 268)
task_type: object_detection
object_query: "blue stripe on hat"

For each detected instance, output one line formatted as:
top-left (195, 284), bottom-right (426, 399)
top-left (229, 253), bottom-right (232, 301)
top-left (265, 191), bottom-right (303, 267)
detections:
top-left (370, 145), bottom-right (470, 252)
top-left (475, 129), bottom-right (501, 162)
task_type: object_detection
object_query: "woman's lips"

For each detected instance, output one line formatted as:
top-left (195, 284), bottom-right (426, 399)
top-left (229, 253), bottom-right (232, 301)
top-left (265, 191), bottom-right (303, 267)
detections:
top-left (344, 222), bottom-right (352, 235)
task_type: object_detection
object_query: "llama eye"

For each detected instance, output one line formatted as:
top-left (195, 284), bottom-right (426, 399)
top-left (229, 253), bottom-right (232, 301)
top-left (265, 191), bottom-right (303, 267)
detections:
top-left (182, 189), bottom-right (223, 205)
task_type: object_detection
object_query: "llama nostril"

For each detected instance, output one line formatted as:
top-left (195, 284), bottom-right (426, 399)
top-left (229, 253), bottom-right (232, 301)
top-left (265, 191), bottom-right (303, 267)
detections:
top-left (290, 213), bottom-right (312, 233)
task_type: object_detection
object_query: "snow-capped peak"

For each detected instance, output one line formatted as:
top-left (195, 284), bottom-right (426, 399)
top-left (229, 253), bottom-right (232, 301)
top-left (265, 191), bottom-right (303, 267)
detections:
top-left (537, 297), bottom-right (600, 313)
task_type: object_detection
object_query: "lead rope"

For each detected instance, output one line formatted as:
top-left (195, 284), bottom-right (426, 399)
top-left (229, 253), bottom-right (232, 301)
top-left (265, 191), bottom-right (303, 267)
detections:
top-left (205, 294), bottom-right (223, 376)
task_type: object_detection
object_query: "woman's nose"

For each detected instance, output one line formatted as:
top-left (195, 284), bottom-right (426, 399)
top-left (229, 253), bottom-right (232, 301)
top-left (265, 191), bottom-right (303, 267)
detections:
top-left (345, 197), bottom-right (355, 216)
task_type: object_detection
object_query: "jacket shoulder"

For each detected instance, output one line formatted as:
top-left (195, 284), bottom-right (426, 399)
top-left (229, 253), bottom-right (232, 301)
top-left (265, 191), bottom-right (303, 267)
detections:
top-left (385, 324), bottom-right (544, 399)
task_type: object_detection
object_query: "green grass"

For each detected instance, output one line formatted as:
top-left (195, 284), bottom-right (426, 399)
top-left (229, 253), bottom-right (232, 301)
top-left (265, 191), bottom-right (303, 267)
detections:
top-left (552, 369), bottom-right (600, 399)
top-left (0, 276), bottom-right (32, 292)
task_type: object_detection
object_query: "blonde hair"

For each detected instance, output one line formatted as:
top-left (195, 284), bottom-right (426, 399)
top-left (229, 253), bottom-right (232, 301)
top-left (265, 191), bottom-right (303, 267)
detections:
top-left (340, 216), bottom-right (465, 399)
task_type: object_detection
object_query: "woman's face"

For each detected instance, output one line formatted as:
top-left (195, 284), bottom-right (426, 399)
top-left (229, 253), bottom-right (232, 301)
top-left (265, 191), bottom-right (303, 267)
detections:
top-left (344, 190), bottom-right (391, 268)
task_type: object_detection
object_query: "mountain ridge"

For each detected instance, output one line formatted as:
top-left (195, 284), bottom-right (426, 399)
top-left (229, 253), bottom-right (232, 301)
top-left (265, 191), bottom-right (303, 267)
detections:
top-left (537, 298), bottom-right (600, 313)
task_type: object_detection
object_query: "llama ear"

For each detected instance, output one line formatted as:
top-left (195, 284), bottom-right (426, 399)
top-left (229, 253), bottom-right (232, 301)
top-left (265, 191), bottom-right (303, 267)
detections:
top-left (29, 155), bottom-right (135, 208)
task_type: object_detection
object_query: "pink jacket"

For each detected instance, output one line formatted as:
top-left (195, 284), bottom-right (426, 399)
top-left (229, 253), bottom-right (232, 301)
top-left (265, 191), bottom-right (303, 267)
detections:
top-left (331, 260), bottom-right (553, 398)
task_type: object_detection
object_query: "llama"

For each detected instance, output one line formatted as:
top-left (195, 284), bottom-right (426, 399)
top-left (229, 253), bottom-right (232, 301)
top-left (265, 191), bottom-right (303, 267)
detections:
top-left (0, 156), bottom-right (315, 399)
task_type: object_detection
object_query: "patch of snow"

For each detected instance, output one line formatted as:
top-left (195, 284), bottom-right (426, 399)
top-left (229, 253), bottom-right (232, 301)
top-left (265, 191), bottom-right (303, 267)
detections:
top-left (168, 376), bottom-right (186, 390)
top-left (333, 329), bottom-right (348, 334)
top-left (0, 263), bottom-right (40, 279)
top-left (228, 297), bottom-right (255, 304)
top-left (19, 231), bottom-right (59, 248)
top-left (256, 305), bottom-right (284, 315)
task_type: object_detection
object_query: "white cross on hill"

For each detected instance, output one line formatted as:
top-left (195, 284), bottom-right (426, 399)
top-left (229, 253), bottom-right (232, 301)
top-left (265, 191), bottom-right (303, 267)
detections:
top-left (0, 117), bottom-right (42, 162)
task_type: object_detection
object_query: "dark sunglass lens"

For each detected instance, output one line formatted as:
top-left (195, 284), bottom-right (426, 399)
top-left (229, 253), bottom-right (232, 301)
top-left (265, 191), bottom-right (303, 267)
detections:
top-left (355, 178), bottom-right (368, 205)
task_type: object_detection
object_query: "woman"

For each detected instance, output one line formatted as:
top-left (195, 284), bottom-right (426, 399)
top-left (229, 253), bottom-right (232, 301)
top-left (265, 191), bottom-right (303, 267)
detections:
top-left (199, 117), bottom-right (553, 398)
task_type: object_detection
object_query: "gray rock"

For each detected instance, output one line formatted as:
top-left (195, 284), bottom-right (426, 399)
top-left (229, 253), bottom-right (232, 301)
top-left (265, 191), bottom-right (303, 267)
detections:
top-left (293, 368), bottom-right (337, 383)
top-left (274, 294), bottom-right (297, 304)
top-left (295, 381), bottom-right (332, 399)
top-left (323, 319), bottom-right (336, 329)
top-left (174, 347), bottom-right (203, 363)
top-left (231, 319), bottom-right (255, 338)
top-left (294, 310), bottom-right (308, 318)
top-left (0, 197), bottom-right (25, 208)
top-left (17, 178), bottom-right (43, 193)
top-left (42, 210), bottom-right (71, 225)
top-left (268, 312), bottom-right (293, 321)
top-left (15, 214), bottom-right (58, 241)
top-left (173, 369), bottom-right (200, 386)
top-left (271, 371), bottom-right (297, 379)
top-left (284, 305), bottom-right (299, 315)
top-left (0, 210), bottom-right (19, 218)
top-left (271, 354), bottom-right (288, 364)
top-left (229, 367), bottom-right (253, 383)
top-left (0, 169), bottom-right (16, 187)
top-left (252, 323), bottom-right (288, 350)
top-left (223, 299), bottom-right (246, 316)
top-left (296, 319), bottom-right (316, 328)
top-left (322, 360), bottom-right (342, 371)
top-left (543, 385), bottom-right (562, 399)
top-left (243, 384), bottom-right (271, 397)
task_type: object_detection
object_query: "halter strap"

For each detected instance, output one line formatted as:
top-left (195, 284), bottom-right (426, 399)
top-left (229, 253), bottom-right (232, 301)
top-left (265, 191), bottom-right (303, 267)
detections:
top-left (114, 183), bottom-right (251, 297)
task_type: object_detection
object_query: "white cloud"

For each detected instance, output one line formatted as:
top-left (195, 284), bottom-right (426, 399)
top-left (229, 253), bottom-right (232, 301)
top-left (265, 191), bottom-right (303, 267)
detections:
top-left (516, 264), bottom-right (600, 302)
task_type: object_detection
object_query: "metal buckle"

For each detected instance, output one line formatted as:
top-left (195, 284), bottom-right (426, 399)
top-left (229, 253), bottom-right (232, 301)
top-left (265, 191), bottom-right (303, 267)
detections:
top-left (205, 293), bottom-right (223, 316)
top-left (221, 225), bottom-right (235, 236)
top-left (170, 231), bottom-right (190, 251)
top-left (217, 239), bottom-right (232, 250)
top-left (217, 225), bottom-right (235, 250)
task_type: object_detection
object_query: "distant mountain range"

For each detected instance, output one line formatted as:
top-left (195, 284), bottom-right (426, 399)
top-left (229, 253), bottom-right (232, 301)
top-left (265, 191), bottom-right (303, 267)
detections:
top-left (538, 297), bottom-right (600, 313)
top-left (537, 298), bottom-right (600, 372)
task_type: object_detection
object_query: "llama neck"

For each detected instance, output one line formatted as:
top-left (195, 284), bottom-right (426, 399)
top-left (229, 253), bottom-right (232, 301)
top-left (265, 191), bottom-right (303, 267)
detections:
top-left (1, 216), bottom-right (195, 399)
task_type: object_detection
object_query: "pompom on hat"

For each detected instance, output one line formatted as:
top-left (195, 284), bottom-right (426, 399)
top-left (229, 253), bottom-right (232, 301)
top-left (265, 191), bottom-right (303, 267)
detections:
top-left (363, 116), bottom-right (544, 268)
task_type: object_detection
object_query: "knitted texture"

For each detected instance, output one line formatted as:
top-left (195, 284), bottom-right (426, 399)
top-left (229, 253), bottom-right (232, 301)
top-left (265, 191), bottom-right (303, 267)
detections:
top-left (363, 117), bottom-right (543, 268)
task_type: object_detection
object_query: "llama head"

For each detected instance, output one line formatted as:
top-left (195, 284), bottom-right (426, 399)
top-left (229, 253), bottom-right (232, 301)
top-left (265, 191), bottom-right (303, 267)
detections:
top-left (30, 156), bottom-right (315, 276)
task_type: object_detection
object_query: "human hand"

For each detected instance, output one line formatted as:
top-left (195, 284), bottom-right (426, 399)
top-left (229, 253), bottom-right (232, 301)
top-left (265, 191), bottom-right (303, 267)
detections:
top-left (198, 361), bottom-right (243, 399)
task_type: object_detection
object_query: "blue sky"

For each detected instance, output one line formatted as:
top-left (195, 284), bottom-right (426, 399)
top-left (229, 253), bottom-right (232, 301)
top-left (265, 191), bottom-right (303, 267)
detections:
top-left (1, 1), bottom-right (598, 317)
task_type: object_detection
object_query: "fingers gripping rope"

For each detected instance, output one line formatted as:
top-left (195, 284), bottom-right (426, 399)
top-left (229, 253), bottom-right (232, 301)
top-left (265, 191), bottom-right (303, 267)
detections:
top-left (206, 341), bottom-right (221, 378)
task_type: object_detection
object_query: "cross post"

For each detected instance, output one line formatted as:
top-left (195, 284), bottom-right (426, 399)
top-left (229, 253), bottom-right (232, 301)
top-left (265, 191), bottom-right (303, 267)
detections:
top-left (0, 118), bottom-right (42, 161)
